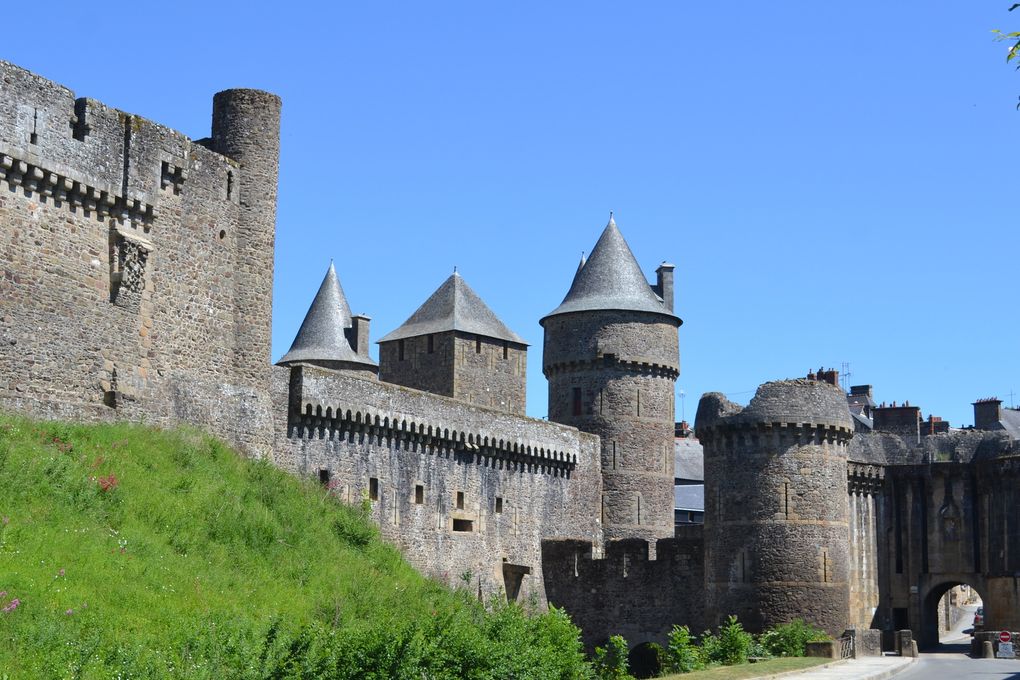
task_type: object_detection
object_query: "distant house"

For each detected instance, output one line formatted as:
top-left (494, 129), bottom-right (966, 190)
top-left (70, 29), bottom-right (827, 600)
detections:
top-left (674, 421), bottom-right (704, 527)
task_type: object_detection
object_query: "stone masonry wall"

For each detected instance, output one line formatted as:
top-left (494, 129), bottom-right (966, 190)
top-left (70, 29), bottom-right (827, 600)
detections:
top-left (542, 527), bottom-right (706, 651)
top-left (0, 61), bottom-right (278, 457)
top-left (378, 331), bottom-right (527, 415)
top-left (379, 332), bottom-right (457, 399)
top-left (848, 462), bottom-right (884, 629)
top-left (544, 311), bottom-right (679, 546)
top-left (271, 364), bottom-right (602, 604)
top-left (698, 380), bottom-right (853, 636)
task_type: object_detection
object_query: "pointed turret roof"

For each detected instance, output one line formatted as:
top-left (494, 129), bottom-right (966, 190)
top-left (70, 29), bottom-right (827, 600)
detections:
top-left (541, 214), bottom-right (680, 325)
top-left (377, 272), bottom-right (527, 345)
top-left (278, 262), bottom-right (377, 367)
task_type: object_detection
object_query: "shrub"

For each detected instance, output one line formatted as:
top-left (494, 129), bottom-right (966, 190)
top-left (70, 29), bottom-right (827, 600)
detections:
top-left (666, 624), bottom-right (705, 673)
top-left (714, 615), bottom-right (754, 664)
top-left (593, 634), bottom-right (632, 680)
top-left (747, 638), bottom-right (772, 661)
top-left (759, 619), bottom-right (830, 657)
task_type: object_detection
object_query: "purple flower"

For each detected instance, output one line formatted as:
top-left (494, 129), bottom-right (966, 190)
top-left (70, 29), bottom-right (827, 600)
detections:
top-left (0, 591), bottom-right (6, 599)
top-left (64, 608), bottom-right (73, 616)
top-left (2, 598), bottom-right (20, 613)
top-left (57, 568), bottom-right (65, 577)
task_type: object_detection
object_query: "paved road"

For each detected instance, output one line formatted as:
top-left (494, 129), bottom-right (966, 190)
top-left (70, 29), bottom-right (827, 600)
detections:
top-left (895, 642), bottom-right (1019, 680)
top-left (897, 604), bottom-right (1019, 680)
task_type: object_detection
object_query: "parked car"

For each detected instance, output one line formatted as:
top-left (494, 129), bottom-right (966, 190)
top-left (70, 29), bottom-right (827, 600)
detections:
top-left (973, 607), bottom-right (984, 630)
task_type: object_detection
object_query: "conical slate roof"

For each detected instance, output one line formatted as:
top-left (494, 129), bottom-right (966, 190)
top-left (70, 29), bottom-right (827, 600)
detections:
top-left (377, 272), bottom-right (527, 345)
top-left (278, 262), bottom-right (377, 367)
top-left (541, 215), bottom-right (680, 324)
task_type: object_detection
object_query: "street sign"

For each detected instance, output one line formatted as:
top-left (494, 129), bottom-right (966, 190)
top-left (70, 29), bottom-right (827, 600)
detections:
top-left (996, 642), bottom-right (1014, 659)
top-left (1000, 631), bottom-right (1012, 644)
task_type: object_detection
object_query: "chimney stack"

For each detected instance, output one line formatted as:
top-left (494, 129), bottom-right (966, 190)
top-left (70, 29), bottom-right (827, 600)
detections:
top-left (350, 315), bottom-right (371, 358)
top-left (654, 262), bottom-right (675, 312)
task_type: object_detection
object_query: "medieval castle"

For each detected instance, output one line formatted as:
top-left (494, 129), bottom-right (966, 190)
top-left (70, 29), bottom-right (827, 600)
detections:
top-left (2, 61), bottom-right (1018, 659)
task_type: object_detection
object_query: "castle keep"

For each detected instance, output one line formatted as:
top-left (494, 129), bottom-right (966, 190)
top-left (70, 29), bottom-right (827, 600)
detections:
top-left (3, 61), bottom-right (1019, 658)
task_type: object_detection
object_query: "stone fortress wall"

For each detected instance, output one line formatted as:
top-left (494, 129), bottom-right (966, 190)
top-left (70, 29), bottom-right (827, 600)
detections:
top-left (541, 527), bottom-right (705, 650)
top-left (5, 60), bottom-right (1020, 658)
top-left (271, 363), bottom-right (603, 602)
top-left (0, 60), bottom-right (278, 457)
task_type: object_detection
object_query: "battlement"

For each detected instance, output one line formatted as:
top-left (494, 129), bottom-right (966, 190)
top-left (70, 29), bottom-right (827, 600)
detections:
top-left (0, 61), bottom-right (240, 223)
top-left (698, 420), bottom-right (853, 448)
top-left (848, 461), bottom-right (885, 495)
top-left (696, 379), bottom-right (854, 439)
top-left (541, 530), bottom-right (705, 649)
top-left (287, 364), bottom-right (599, 475)
top-left (543, 355), bottom-right (680, 380)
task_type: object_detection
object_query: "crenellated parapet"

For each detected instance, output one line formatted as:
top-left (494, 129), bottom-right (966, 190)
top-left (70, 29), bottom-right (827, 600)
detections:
top-left (541, 529), bottom-right (705, 650)
top-left (0, 152), bottom-right (155, 226)
top-left (848, 461), bottom-right (885, 495)
top-left (697, 420), bottom-right (853, 450)
top-left (542, 354), bottom-right (679, 381)
top-left (286, 364), bottom-right (590, 476)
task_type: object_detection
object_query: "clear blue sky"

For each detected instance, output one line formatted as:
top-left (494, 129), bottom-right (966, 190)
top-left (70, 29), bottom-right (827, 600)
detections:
top-left (7, 1), bottom-right (1018, 427)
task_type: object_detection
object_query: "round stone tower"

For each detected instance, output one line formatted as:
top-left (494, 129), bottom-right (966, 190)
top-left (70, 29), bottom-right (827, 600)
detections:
top-left (211, 89), bottom-right (281, 393)
top-left (542, 215), bottom-right (681, 545)
top-left (696, 379), bottom-right (854, 635)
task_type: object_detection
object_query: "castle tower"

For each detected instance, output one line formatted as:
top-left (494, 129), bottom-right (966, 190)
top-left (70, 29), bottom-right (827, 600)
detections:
top-left (377, 272), bottom-right (528, 413)
top-left (696, 379), bottom-right (854, 635)
top-left (542, 215), bottom-right (681, 544)
top-left (278, 262), bottom-right (377, 376)
top-left (211, 89), bottom-right (281, 391)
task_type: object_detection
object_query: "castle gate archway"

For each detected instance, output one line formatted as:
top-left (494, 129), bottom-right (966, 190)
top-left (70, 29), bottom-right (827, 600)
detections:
top-left (878, 460), bottom-right (1020, 650)
top-left (918, 578), bottom-right (985, 649)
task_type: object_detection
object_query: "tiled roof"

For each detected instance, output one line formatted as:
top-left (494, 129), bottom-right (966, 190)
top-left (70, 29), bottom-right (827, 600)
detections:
top-left (541, 215), bottom-right (679, 324)
top-left (278, 262), bottom-right (377, 368)
top-left (377, 272), bottom-right (526, 345)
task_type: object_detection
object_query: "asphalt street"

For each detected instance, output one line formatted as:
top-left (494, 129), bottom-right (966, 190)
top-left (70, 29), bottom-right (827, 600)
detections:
top-left (896, 603), bottom-right (1020, 680)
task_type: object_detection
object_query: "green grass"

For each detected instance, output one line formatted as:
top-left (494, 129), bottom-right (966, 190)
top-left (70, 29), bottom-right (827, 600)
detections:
top-left (0, 415), bottom-right (588, 679)
top-left (659, 657), bottom-right (831, 680)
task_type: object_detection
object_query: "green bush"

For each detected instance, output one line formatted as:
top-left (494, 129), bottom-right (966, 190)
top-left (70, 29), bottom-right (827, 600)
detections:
top-left (700, 616), bottom-right (753, 666)
top-left (759, 619), bottom-right (830, 657)
top-left (593, 634), bottom-right (631, 680)
top-left (666, 624), bottom-right (705, 673)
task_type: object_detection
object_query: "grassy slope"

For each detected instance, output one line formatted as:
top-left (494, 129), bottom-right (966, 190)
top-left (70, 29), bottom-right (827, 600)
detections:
top-left (0, 416), bottom-right (585, 679)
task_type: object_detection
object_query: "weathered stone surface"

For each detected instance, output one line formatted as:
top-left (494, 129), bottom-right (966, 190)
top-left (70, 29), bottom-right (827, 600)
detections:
top-left (0, 59), bottom-right (275, 458)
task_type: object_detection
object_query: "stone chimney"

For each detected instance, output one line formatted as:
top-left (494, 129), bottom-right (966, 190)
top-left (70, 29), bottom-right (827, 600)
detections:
top-left (349, 315), bottom-right (371, 358)
top-left (850, 385), bottom-right (873, 399)
top-left (973, 398), bottom-right (1002, 430)
top-left (655, 262), bottom-right (675, 312)
top-left (817, 368), bottom-right (839, 387)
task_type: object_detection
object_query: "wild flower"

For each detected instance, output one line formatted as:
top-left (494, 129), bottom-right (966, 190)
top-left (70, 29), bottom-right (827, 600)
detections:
top-left (1, 516), bottom-right (9, 526)
top-left (65, 608), bottom-right (74, 616)
top-left (2, 598), bottom-right (20, 613)
top-left (58, 568), bottom-right (65, 577)
top-left (97, 474), bottom-right (118, 492)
